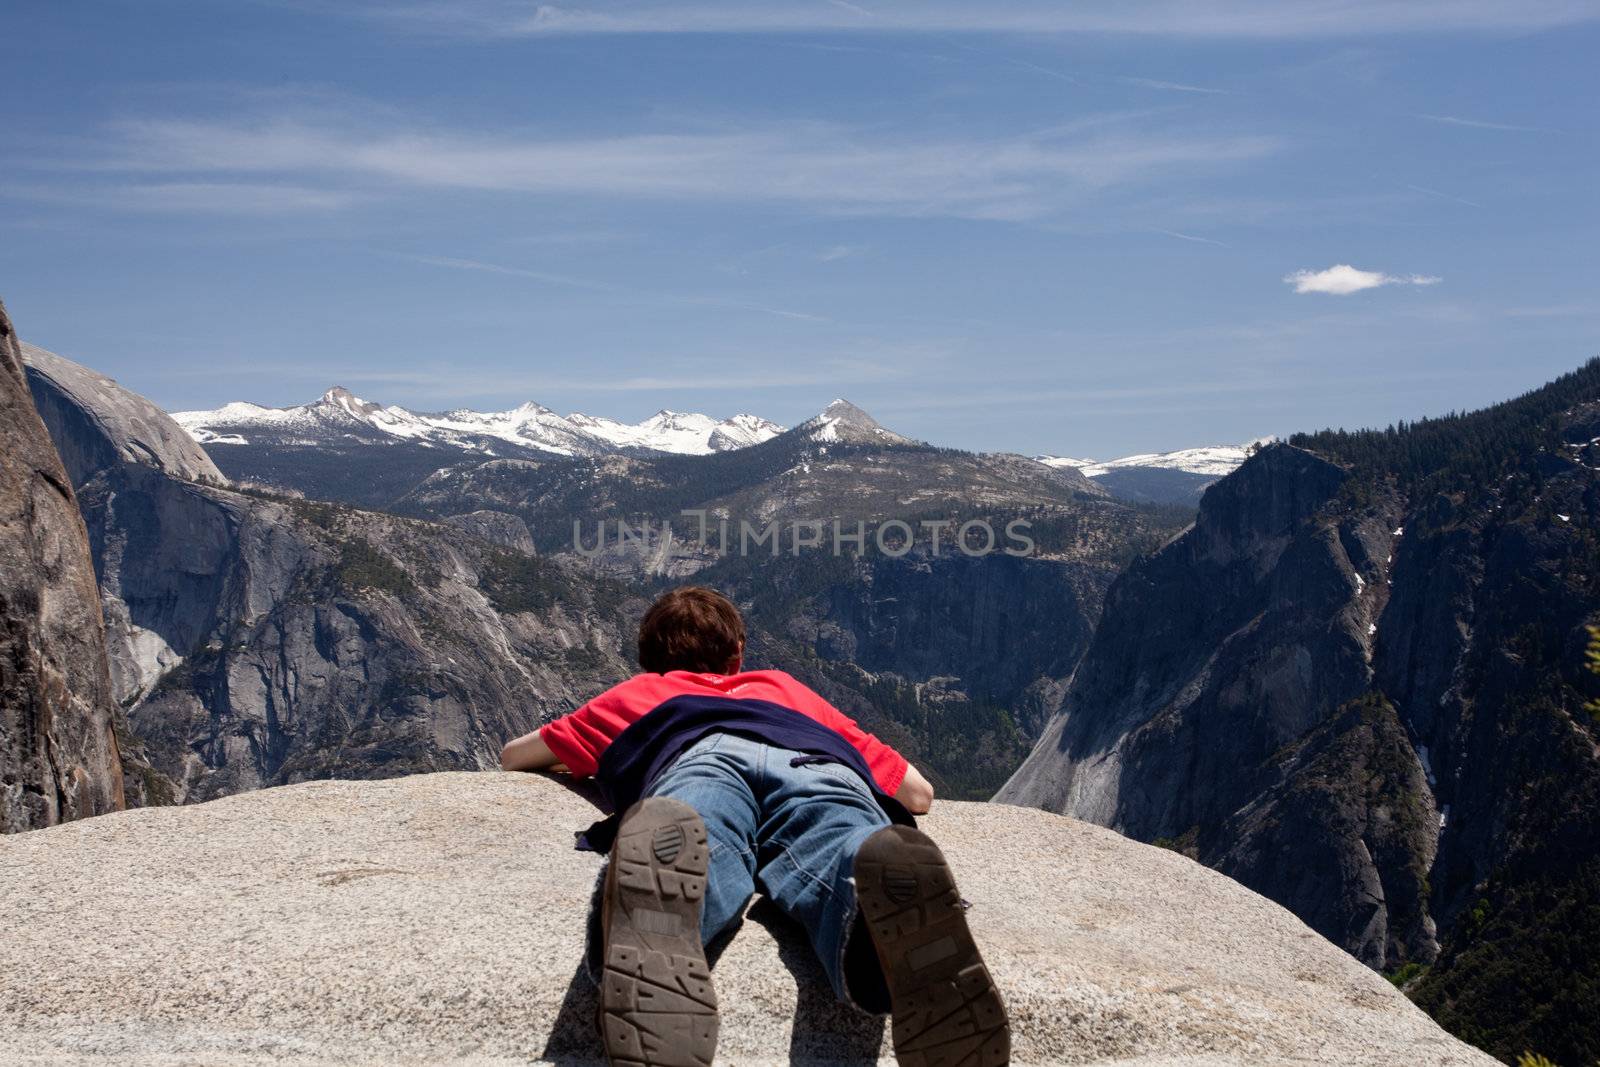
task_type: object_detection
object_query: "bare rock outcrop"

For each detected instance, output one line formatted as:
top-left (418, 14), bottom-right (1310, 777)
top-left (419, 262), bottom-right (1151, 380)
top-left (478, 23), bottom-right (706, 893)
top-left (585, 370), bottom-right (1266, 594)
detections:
top-left (0, 771), bottom-right (1492, 1066)
top-left (0, 301), bottom-right (123, 832)
top-left (21, 341), bottom-right (226, 488)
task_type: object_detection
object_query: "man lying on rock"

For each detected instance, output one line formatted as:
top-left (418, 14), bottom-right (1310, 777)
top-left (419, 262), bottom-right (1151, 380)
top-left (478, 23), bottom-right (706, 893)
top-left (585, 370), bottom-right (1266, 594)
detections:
top-left (499, 585), bottom-right (1009, 1067)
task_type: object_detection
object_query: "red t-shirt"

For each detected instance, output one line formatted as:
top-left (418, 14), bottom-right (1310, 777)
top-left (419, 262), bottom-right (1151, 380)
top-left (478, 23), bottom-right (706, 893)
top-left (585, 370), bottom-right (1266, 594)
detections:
top-left (539, 669), bottom-right (909, 797)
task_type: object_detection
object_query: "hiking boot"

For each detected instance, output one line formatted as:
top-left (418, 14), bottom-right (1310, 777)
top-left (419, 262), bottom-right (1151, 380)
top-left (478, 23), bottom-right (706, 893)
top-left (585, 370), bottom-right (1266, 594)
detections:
top-left (599, 797), bottom-right (718, 1067)
top-left (854, 825), bottom-right (1010, 1067)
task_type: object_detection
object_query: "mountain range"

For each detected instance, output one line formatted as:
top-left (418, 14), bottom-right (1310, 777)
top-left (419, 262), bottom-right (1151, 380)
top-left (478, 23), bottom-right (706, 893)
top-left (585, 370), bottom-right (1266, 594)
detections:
top-left (173, 386), bottom-right (1249, 506)
top-left (174, 386), bottom-right (785, 456)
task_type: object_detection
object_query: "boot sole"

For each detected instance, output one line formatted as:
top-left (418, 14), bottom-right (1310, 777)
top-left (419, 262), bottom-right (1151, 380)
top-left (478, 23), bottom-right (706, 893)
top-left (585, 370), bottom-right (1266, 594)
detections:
top-left (855, 826), bottom-right (1010, 1067)
top-left (600, 797), bottom-right (718, 1067)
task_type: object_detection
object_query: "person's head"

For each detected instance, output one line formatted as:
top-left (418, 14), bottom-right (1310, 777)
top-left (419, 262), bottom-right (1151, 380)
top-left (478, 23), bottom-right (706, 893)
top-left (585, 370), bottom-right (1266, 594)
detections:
top-left (637, 586), bottom-right (745, 675)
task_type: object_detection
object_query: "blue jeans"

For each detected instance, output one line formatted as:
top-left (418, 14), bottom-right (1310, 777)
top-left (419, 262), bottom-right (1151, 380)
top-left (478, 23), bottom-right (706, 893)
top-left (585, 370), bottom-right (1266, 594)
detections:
top-left (586, 732), bottom-right (892, 1010)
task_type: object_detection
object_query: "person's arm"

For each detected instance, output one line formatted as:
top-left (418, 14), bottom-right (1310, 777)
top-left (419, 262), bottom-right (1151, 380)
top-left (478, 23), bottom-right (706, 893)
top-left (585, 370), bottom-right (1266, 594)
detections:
top-left (894, 762), bottom-right (935, 815)
top-left (499, 729), bottom-right (568, 773)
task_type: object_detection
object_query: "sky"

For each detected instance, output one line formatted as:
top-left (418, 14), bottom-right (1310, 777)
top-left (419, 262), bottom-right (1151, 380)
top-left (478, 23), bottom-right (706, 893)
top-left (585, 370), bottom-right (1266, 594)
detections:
top-left (2, 1), bottom-right (1598, 459)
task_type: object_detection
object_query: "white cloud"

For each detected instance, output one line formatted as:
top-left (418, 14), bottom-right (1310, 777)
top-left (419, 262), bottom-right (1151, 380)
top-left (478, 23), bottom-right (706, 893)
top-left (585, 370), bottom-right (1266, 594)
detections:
top-left (1284, 264), bottom-right (1442, 295)
top-left (66, 113), bottom-right (1278, 222)
top-left (350, 1), bottom-right (1600, 39)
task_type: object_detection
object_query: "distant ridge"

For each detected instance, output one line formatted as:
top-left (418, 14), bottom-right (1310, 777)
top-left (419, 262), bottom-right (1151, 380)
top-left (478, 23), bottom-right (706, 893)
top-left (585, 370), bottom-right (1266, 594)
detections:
top-left (172, 387), bottom-right (784, 458)
top-left (1038, 438), bottom-right (1273, 479)
top-left (1038, 439), bottom-right (1272, 506)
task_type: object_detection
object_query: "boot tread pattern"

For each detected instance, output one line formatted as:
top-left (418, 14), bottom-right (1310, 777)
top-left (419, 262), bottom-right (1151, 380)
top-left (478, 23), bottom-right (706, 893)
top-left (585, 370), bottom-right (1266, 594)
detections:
top-left (856, 826), bottom-right (1010, 1067)
top-left (602, 798), bottom-right (717, 1067)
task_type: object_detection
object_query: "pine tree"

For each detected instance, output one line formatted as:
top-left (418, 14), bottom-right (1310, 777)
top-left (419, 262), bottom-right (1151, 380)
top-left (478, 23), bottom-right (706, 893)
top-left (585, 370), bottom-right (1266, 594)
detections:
top-left (1586, 624), bottom-right (1600, 723)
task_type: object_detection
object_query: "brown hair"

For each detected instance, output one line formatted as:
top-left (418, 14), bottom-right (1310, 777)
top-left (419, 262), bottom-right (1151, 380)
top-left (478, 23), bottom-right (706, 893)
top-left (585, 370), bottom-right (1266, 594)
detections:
top-left (638, 586), bottom-right (745, 675)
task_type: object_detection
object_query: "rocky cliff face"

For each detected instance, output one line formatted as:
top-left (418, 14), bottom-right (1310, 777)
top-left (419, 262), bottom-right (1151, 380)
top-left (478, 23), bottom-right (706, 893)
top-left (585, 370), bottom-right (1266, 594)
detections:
top-left (0, 302), bottom-right (123, 832)
top-left (999, 366), bottom-right (1600, 1064)
top-left (22, 343), bottom-right (642, 805)
top-left (116, 495), bottom-right (639, 803)
top-left (998, 444), bottom-right (1417, 955)
top-left (0, 771), bottom-right (1496, 1067)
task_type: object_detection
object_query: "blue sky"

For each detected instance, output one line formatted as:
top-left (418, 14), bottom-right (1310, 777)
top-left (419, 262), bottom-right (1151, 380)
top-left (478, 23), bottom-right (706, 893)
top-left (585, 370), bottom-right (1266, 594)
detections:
top-left (3, 1), bottom-right (1598, 458)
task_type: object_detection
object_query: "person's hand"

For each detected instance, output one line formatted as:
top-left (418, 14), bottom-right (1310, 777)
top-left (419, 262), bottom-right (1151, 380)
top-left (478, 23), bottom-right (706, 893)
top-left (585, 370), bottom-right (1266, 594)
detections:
top-left (499, 730), bottom-right (562, 772)
top-left (894, 763), bottom-right (935, 814)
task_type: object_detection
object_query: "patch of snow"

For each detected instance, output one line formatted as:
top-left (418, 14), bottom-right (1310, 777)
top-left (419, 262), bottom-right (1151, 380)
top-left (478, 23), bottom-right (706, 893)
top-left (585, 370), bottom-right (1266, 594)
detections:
top-left (1557, 514), bottom-right (1571, 522)
top-left (1439, 804), bottom-right (1451, 830)
top-left (186, 428), bottom-right (249, 445)
top-left (1037, 456), bottom-right (1098, 471)
top-left (1353, 573), bottom-right (1366, 595)
top-left (1392, 526), bottom-right (1405, 537)
top-left (1367, 623), bottom-right (1378, 636)
top-left (1045, 437), bottom-right (1273, 478)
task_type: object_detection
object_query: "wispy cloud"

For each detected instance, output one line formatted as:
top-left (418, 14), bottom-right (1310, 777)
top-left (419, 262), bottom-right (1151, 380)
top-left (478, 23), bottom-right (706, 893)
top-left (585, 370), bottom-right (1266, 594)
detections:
top-left (1118, 76), bottom-right (1228, 94)
top-left (408, 254), bottom-right (622, 292)
top-left (1413, 113), bottom-right (1564, 134)
top-left (0, 180), bottom-right (360, 214)
top-left (1154, 228), bottom-right (1230, 247)
top-left (406, 253), bottom-right (831, 321)
top-left (348, 1), bottom-right (1600, 39)
top-left (1404, 183), bottom-right (1481, 208)
top-left (61, 112), bottom-right (1279, 223)
top-left (1284, 264), bottom-right (1442, 295)
top-left (1502, 301), bottom-right (1599, 319)
top-left (828, 0), bottom-right (875, 17)
top-left (150, 346), bottom-right (933, 401)
top-left (1003, 57), bottom-right (1080, 84)
top-left (818, 244), bottom-right (868, 261)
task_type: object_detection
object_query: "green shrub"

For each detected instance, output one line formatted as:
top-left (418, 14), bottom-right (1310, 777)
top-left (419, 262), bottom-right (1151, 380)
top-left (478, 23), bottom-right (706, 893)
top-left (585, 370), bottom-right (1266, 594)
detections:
top-left (477, 550), bottom-right (561, 615)
top-left (1386, 961), bottom-right (1429, 988)
top-left (337, 537), bottom-right (416, 597)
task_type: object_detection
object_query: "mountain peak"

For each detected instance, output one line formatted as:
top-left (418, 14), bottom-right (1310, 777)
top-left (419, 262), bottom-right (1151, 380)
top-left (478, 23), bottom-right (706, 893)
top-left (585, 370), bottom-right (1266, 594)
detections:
top-left (318, 386), bottom-right (386, 420)
top-left (802, 398), bottom-right (911, 446)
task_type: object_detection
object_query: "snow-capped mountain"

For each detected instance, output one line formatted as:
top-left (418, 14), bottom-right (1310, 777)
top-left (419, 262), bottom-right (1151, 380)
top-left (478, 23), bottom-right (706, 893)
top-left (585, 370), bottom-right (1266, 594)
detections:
top-left (1038, 438), bottom-right (1272, 478)
top-left (171, 387), bottom-right (784, 458)
top-left (798, 398), bottom-right (915, 446)
top-left (1038, 439), bottom-right (1274, 505)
